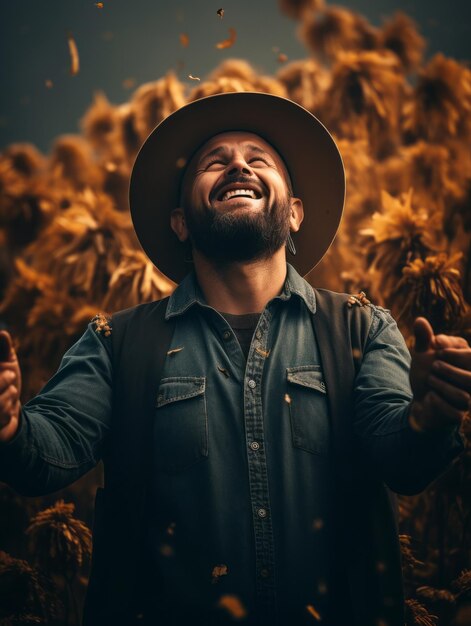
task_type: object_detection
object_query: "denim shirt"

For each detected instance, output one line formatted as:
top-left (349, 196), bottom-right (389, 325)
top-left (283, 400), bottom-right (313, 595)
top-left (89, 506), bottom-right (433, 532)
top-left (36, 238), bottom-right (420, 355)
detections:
top-left (0, 263), bottom-right (465, 625)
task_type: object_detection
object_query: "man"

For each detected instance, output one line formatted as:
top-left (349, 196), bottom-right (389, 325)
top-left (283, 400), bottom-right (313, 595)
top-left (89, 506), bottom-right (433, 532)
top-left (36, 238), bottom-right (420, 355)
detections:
top-left (0, 92), bottom-right (469, 626)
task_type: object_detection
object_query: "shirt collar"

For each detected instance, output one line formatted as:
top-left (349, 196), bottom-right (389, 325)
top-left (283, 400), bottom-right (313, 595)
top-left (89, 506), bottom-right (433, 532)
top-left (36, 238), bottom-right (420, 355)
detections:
top-left (165, 262), bottom-right (316, 320)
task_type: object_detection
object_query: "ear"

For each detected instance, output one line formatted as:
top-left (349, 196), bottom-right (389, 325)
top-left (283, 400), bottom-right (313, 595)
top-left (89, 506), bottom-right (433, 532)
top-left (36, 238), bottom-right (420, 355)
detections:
top-left (170, 207), bottom-right (189, 242)
top-left (289, 197), bottom-right (304, 233)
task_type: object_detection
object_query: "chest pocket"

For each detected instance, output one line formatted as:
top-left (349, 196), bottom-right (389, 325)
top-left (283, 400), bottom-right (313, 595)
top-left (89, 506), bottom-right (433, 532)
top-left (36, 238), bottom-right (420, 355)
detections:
top-left (286, 365), bottom-right (330, 456)
top-left (154, 376), bottom-right (208, 474)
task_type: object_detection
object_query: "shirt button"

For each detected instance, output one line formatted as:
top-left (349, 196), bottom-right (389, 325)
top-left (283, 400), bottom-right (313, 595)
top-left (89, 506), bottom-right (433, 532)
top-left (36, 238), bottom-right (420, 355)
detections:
top-left (248, 379), bottom-right (256, 389)
top-left (257, 507), bottom-right (268, 518)
top-left (223, 330), bottom-right (231, 340)
top-left (250, 441), bottom-right (260, 451)
top-left (260, 567), bottom-right (270, 578)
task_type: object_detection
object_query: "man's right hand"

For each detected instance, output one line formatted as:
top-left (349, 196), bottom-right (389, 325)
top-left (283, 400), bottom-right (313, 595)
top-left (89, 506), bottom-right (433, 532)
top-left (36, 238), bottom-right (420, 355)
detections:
top-left (0, 331), bottom-right (22, 443)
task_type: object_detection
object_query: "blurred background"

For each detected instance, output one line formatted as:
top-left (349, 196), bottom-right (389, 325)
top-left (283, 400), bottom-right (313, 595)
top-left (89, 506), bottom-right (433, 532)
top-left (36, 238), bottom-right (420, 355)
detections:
top-left (0, 1), bottom-right (471, 625)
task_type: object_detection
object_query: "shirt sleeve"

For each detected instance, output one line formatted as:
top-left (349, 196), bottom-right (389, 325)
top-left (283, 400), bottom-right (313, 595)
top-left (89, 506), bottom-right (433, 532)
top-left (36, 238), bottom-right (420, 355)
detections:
top-left (353, 305), bottom-right (466, 495)
top-left (0, 321), bottom-right (113, 496)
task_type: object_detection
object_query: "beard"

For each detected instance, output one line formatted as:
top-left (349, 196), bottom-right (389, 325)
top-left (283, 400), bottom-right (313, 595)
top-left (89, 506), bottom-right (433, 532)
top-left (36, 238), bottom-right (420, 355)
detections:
top-left (183, 193), bottom-right (292, 265)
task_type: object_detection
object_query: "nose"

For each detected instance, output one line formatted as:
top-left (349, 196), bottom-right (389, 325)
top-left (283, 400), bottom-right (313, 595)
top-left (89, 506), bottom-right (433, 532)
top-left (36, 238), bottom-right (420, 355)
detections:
top-left (226, 152), bottom-right (253, 177)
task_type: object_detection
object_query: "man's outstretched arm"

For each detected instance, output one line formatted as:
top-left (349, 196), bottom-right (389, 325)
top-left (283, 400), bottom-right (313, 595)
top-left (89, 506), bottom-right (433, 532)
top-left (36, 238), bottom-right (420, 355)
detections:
top-left (0, 322), bottom-right (112, 496)
top-left (353, 306), bottom-right (467, 496)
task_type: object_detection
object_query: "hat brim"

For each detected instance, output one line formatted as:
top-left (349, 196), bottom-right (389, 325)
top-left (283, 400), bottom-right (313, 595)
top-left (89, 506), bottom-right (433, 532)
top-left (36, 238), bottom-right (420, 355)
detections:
top-left (129, 92), bottom-right (345, 283)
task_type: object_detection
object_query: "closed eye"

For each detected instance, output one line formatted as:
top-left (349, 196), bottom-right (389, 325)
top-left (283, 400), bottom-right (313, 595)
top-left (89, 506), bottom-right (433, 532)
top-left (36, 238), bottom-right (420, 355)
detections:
top-left (248, 158), bottom-right (268, 165)
top-left (205, 159), bottom-right (226, 169)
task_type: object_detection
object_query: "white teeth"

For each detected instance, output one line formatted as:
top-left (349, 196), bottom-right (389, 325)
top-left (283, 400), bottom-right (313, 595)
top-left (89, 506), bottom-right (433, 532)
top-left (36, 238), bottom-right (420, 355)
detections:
top-left (221, 188), bottom-right (258, 201)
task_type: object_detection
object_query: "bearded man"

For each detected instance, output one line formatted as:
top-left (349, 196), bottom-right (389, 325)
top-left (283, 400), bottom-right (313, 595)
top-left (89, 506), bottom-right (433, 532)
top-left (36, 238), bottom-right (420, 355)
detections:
top-left (0, 93), bottom-right (469, 626)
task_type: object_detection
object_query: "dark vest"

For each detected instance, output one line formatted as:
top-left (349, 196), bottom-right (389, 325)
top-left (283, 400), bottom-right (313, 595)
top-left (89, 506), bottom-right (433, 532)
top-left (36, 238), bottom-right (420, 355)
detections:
top-left (82, 290), bottom-right (405, 626)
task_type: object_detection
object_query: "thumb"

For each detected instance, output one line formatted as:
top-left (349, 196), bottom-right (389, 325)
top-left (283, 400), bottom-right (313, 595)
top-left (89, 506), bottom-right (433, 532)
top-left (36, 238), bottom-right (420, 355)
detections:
top-left (413, 317), bottom-right (434, 353)
top-left (0, 331), bottom-right (15, 363)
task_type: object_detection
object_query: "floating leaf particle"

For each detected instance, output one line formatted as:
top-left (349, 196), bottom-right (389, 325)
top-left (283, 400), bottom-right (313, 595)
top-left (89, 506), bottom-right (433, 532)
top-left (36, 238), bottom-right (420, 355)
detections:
top-left (278, 53), bottom-right (288, 63)
top-left (67, 33), bottom-right (80, 76)
top-left (217, 8), bottom-right (225, 19)
top-left (218, 595), bottom-right (247, 619)
top-left (306, 604), bottom-right (322, 620)
top-left (312, 517), bottom-right (324, 531)
top-left (188, 74), bottom-right (201, 81)
top-left (212, 563), bottom-right (229, 583)
top-left (95, 2), bottom-right (104, 8)
top-left (176, 157), bottom-right (187, 168)
top-left (179, 32), bottom-right (190, 48)
top-left (122, 77), bottom-right (136, 90)
top-left (45, 79), bottom-right (53, 88)
top-left (215, 27), bottom-right (237, 49)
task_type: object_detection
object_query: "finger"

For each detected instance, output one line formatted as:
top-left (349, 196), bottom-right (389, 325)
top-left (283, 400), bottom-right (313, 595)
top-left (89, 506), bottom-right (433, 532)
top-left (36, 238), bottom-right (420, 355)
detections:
top-left (424, 391), bottom-right (465, 428)
top-left (0, 370), bottom-right (17, 394)
top-left (434, 334), bottom-right (469, 349)
top-left (436, 348), bottom-right (471, 369)
top-left (428, 374), bottom-right (470, 411)
top-left (432, 360), bottom-right (471, 392)
top-left (414, 317), bottom-right (435, 352)
top-left (0, 331), bottom-right (14, 363)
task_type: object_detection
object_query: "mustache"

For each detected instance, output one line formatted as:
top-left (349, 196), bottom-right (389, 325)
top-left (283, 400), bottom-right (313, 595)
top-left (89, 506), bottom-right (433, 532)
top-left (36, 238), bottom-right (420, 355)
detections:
top-left (209, 175), bottom-right (266, 202)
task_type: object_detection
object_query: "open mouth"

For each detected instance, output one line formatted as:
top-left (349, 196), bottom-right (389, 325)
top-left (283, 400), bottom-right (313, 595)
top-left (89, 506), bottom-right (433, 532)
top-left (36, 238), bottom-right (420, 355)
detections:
top-left (216, 186), bottom-right (263, 202)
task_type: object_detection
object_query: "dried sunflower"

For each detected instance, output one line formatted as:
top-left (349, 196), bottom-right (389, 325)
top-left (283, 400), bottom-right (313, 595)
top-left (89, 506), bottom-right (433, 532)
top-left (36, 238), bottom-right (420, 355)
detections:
top-left (278, 0), bottom-right (324, 20)
top-left (379, 12), bottom-right (425, 73)
top-left (48, 135), bottom-right (104, 191)
top-left (405, 598), bottom-right (438, 626)
top-left (395, 252), bottom-right (467, 333)
top-left (403, 54), bottom-right (471, 144)
top-left (0, 551), bottom-right (59, 623)
top-left (26, 500), bottom-right (92, 581)
top-left (276, 58), bottom-right (330, 113)
top-left (321, 50), bottom-right (406, 158)
top-left (298, 7), bottom-right (379, 60)
top-left (208, 59), bottom-right (287, 95)
top-left (362, 189), bottom-right (444, 301)
top-left (80, 91), bottom-right (127, 164)
top-left (130, 73), bottom-right (186, 142)
top-left (102, 249), bottom-right (174, 311)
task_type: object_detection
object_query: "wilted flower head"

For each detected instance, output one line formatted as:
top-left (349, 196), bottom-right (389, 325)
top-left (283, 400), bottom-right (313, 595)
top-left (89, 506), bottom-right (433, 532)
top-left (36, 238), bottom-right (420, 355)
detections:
top-left (276, 58), bottom-right (330, 113)
top-left (80, 91), bottom-right (126, 163)
top-left (0, 551), bottom-right (59, 623)
top-left (103, 250), bottom-right (174, 311)
top-left (2, 144), bottom-right (45, 177)
top-left (379, 12), bottom-right (425, 73)
top-left (130, 73), bottom-right (186, 141)
top-left (298, 6), bottom-right (378, 60)
top-left (395, 252), bottom-right (467, 333)
top-left (278, 0), bottom-right (324, 20)
top-left (405, 598), bottom-right (438, 626)
top-left (26, 500), bottom-right (92, 581)
top-left (321, 50), bottom-right (405, 157)
top-left (49, 135), bottom-right (103, 191)
top-left (403, 53), bottom-right (471, 143)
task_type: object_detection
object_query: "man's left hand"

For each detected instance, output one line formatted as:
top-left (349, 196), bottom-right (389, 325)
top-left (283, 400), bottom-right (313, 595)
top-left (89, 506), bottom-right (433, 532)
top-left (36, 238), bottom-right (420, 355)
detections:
top-left (409, 317), bottom-right (471, 433)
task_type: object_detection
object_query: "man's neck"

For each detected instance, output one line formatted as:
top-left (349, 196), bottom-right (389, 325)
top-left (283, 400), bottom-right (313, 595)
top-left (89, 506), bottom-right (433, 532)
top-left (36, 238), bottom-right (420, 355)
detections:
top-left (192, 248), bottom-right (287, 315)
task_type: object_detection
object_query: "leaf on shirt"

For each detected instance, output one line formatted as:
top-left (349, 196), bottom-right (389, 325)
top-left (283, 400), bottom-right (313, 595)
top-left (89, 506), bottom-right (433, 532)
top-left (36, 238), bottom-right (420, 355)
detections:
top-left (211, 563), bottom-right (228, 583)
top-left (216, 8), bottom-right (224, 19)
top-left (284, 393), bottom-right (292, 404)
top-left (217, 594), bottom-right (247, 619)
top-left (215, 28), bottom-right (237, 49)
top-left (91, 312), bottom-right (112, 336)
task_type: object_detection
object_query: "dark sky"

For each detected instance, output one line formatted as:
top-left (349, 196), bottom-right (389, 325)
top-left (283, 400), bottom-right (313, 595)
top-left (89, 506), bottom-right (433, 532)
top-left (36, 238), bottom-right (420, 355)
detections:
top-left (1, 0), bottom-right (470, 152)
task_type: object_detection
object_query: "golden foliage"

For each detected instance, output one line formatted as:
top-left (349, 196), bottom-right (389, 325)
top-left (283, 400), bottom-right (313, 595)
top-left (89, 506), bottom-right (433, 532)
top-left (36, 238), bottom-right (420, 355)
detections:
top-left (276, 58), bottom-right (330, 113)
top-left (278, 0), bottom-right (324, 20)
top-left (379, 12), bottom-right (425, 73)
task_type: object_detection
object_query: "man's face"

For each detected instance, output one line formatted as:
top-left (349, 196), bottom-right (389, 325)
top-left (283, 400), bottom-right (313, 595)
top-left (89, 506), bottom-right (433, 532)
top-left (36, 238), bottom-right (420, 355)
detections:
top-left (175, 131), bottom-right (297, 265)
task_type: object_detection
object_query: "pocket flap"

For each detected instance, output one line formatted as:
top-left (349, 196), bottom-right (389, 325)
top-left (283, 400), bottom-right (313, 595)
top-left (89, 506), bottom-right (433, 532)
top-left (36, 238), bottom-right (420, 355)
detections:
top-left (156, 377), bottom-right (206, 408)
top-left (286, 366), bottom-right (326, 393)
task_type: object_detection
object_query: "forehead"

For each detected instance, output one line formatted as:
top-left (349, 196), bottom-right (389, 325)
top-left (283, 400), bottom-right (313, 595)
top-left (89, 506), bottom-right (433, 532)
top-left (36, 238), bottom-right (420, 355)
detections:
top-left (192, 130), bottom-right (286, 165)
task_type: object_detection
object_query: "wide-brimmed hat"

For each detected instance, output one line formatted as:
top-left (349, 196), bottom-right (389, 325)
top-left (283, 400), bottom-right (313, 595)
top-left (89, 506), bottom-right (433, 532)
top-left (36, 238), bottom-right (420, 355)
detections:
top-left (129, 91), bottom-right (345, 283)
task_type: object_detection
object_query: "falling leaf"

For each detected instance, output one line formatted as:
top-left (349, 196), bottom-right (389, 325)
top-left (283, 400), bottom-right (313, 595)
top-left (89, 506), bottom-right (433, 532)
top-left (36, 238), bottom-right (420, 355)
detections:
top-left (317, 580), bottom-right (328, 595)
top-left (215, 27), bottom-right (237, 49)
top-left (306, 604), bottom-right (322, 621)
top-left (188, 74), bottom-right (200, 81)
top-left (95, 1), bottom-right (104, 7)
top-left (122, 77), bottom-right (136, 90)
top-left (217, 8), bottom-right (224, 19)
top-left (312, 517), bottom-right (324, 531)
top-left (166, 522), bottom-right (176, 536)
top-left (277, 53), bottom-right (288, 63)
top-left (218, 595), bottom-right (247, 619)
top-left (176, 157), bottom-right (187, 168)
top-left (179, 32), bottom-right (190, 48)
top-left (67, 33), bottom-right (80, 76)
top-left (45, 79), bottom-right (53, 88)
top-left (160, 544), bottom-right (174, 557)
top-left (212, 563), bottom-right (228, 583)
